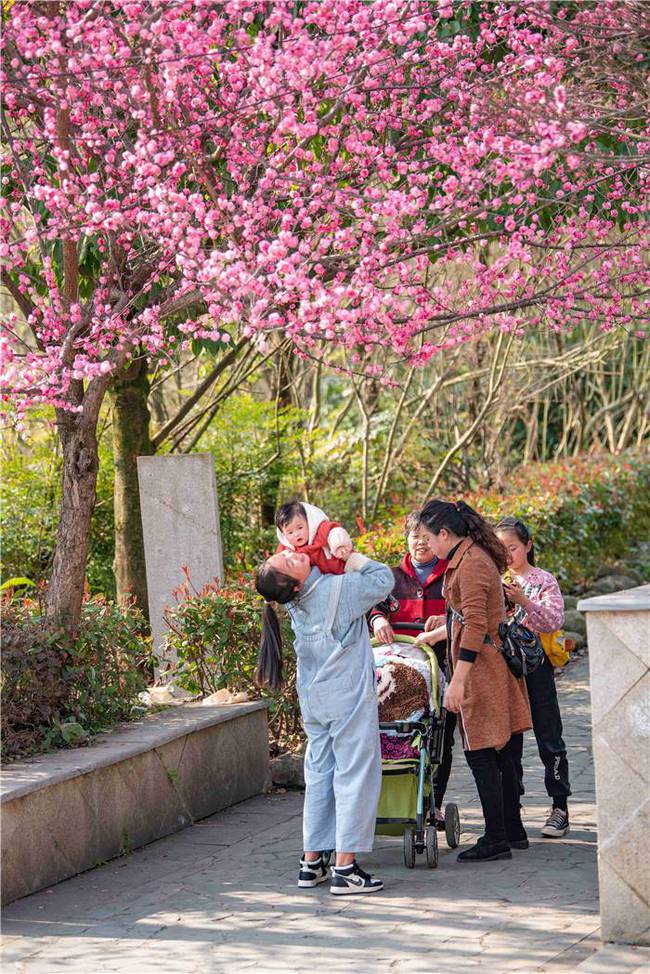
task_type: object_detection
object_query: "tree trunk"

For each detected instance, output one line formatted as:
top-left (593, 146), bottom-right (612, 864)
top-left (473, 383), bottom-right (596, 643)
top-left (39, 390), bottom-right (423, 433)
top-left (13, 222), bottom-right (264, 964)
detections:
top-left (109, 357), bottom-right (154, 616)
top-left (44, 409), bottom-right (100, 635)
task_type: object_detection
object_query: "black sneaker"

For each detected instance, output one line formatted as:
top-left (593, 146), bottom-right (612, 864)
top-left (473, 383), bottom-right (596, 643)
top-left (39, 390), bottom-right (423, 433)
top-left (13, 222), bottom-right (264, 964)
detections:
top-left (330, 860), bottom-right (384, 895)
top-left (541, 808), bottom-right (569, 838)
top-left (457, 837), bottom-right (512, 863)
top-left (298, 856), bottom-right (329, 888)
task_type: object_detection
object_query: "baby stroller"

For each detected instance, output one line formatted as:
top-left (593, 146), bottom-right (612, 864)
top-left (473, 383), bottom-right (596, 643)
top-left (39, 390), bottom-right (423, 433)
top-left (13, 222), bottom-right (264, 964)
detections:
top-left (372, 623), bottom-right (461, 868)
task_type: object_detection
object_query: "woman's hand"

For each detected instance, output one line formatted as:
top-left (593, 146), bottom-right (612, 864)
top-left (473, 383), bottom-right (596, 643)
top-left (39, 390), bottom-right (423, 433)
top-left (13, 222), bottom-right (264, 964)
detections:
top-left (443, 659), bottom-right (472, 713)
top-left (373, 617), bottom-right (395, 645)
top-left (503, 580), bottom-right (529, 608)
top-left (444, 673), bottom-right (467, 713)
top-left (415, 626), bottom-right (446, 647)
top-left (424, 614), bottom-right (445, 632)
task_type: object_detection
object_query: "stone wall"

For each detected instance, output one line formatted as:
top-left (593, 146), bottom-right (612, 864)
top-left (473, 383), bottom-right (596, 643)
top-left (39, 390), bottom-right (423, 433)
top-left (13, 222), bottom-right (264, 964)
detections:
top-left (1, 701), bottom-right (269, 905)
top-left (579, 585), bottom-right (650, 946)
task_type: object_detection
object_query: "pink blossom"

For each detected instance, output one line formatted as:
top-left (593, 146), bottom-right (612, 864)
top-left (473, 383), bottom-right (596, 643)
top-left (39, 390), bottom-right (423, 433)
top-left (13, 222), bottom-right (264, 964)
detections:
top-left (0, 1), bottom-right (646, 411)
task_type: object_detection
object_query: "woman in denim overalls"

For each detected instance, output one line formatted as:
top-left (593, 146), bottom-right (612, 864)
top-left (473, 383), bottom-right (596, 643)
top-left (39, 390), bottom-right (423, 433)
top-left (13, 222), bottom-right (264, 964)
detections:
top-left (256, 547), bottom-right (393, 895)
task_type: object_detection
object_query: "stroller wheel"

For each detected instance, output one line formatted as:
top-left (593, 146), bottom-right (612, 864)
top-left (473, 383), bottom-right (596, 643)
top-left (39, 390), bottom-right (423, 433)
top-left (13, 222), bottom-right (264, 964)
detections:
top-left (320, 850), bottom-right (333, 867)
top-left (425, 826), bottom-right (439, 868)
top-left (445, 803), bottom-right (461, 849)
top-left (403, 826), bottom-right (416, 869)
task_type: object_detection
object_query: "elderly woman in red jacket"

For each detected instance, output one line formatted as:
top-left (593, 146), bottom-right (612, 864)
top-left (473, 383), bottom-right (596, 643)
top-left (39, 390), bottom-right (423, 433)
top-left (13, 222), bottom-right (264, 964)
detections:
top-left (369, 511), bottom-right (454, 828)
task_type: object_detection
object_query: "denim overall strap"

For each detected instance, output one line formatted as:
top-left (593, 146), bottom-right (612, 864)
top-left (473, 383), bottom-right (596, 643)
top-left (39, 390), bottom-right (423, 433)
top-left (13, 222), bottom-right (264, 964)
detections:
top-left (323, 574), bottom-right (344, 635)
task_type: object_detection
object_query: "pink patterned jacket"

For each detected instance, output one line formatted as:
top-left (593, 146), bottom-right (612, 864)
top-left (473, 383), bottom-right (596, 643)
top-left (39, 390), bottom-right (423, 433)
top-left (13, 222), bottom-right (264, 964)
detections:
top-left (512, 567), bottom-right (565, 634)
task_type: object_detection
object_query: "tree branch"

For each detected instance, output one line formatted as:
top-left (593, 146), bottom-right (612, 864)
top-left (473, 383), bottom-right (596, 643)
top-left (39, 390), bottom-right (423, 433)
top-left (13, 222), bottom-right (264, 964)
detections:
top-left (151, 338), bottom-right (246, 447)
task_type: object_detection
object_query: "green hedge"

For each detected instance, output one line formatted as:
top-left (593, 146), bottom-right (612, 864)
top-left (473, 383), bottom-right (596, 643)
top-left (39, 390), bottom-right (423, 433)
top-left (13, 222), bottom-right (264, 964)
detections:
top-left (357, 452), bottom-right (650, 590)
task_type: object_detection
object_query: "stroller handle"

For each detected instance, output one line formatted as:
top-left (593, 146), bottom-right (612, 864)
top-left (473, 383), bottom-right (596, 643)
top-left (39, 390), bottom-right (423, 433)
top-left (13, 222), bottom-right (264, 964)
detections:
top-left (379, 720), bottom-right (428, 733)
top-left (394, 621), bottom-right (426, 633)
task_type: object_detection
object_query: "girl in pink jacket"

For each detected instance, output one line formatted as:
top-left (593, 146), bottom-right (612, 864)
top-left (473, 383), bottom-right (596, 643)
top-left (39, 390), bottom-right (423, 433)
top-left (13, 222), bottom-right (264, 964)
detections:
top-left (496, 517), bottom-right (571, 841)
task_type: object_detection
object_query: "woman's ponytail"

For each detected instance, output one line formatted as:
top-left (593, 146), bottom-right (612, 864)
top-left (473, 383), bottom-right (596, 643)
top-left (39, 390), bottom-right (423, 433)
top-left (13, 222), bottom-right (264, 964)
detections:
top-left (419, 499), bottom-right (509, 575)
top-left (254, 560), bottom-right (300, 691)
top-left (455, 501), bottom-right (509, 575)
top-left (256, 602), bottom-right (284, 691)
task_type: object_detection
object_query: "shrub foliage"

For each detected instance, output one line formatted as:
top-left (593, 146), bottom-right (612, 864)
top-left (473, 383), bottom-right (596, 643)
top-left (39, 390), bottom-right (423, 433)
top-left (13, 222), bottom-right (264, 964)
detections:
top-left (164, 572), bottom-right (302, 747)
top-left (1, 593), bottom-right (155, 761)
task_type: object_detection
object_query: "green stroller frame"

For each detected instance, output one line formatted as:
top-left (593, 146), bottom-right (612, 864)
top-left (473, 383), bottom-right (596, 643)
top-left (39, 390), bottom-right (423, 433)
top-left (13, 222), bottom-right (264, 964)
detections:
top-left (373, 627), bottom-right (461, 868)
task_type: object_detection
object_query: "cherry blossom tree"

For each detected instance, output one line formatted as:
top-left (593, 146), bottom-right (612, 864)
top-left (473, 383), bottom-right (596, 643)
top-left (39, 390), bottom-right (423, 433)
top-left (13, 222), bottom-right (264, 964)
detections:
top-left (1, 0), bottom-right (648, 632)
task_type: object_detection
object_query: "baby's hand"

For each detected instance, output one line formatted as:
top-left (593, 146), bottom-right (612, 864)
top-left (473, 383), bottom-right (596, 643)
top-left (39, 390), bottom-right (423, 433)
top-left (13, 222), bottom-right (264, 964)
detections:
top-left (332, 542), bottom-right (353, 561)
top-left (328, 525), bottom-right (352, 559)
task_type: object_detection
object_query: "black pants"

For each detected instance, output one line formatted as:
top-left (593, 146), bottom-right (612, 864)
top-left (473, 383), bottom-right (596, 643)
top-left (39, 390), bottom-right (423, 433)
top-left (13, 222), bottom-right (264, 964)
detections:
top-left (519, 655), bottom-right (571, 807)
top-left (434, 710), bottom-right (456, 809)
top-left (465, 734), bottom-right (525, 844)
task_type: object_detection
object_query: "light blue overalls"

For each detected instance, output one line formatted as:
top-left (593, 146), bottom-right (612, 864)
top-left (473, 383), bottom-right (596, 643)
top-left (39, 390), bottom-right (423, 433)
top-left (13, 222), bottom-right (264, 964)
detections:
top-left (286, 558), bottom-right (394, 853)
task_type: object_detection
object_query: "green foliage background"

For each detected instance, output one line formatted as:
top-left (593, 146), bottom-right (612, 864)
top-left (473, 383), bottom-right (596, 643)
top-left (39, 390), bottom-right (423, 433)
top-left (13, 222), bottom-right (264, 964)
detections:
top-left (3, 398), bottom-right (649, 594)
top-left (1, 411), bottom-right (116, 597)
top-left (357, 453), bottom-right (650, 589)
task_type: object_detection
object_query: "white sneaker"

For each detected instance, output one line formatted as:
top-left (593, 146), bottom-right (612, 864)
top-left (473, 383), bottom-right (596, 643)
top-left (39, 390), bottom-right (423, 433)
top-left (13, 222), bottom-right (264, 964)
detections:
top-left (541, 808), bottom-right (570, 838)
top-left (298, 856), bottom-right (329, 888)
top-left (330, 860), bottom-right (384, 895)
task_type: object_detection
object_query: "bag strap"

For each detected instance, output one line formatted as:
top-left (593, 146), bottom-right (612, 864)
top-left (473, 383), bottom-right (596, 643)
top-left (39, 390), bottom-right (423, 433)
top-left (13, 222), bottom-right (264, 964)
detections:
top-left (323, 574), bottom-right (344, 635)
top-left (447, 605), bottom-right (465, 626)
top-left (448, 604), bottom-right (494, 646)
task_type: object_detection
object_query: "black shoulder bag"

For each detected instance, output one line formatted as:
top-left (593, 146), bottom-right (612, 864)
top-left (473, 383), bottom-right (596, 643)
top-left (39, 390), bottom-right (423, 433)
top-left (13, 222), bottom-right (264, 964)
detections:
top-left (448, 606), bottom-right (544, 679)
top-left (497, 617), bottom-right (544, 678)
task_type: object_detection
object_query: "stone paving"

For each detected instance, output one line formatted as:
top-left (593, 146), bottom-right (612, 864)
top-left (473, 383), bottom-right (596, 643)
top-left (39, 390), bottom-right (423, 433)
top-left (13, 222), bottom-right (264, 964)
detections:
top-left (1, 657), bottom-right (647, 973)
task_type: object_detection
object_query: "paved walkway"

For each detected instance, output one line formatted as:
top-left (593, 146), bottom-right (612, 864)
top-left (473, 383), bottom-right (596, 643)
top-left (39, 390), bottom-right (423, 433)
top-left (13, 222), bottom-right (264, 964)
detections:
top-left (0, 657), bottom-right (643, 973)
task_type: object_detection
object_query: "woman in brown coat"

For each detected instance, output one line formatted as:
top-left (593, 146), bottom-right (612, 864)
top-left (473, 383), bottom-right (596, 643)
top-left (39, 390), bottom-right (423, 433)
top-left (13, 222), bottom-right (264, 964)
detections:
top-left (418, 499), bottom-right (532, 863)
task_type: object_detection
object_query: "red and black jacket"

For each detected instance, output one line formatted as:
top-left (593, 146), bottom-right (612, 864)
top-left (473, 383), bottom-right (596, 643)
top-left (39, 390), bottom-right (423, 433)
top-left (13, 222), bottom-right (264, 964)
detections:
top-left (369, 553), bottom-right (448, 633)
top-left (369, 553), bottom-right (448, 666)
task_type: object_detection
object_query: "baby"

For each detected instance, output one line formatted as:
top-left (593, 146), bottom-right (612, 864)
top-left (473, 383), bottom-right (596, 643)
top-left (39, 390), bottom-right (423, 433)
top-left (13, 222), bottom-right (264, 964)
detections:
top-left (275, 501), bottom-right (352, 575)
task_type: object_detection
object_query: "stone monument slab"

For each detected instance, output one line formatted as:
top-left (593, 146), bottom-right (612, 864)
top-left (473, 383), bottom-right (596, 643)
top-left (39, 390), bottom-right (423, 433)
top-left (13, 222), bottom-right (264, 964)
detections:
top-left (137, 454), bottom-right (223, 662)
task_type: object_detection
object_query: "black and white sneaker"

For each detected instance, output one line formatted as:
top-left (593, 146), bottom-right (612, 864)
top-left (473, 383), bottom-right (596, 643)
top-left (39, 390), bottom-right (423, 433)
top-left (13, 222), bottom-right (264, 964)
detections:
top-left (298, 856), bottom-right (330, 888)
top-left (330, 860), bottom-right (384, 895)
top-left (541, 808), bottom-right (570, 838)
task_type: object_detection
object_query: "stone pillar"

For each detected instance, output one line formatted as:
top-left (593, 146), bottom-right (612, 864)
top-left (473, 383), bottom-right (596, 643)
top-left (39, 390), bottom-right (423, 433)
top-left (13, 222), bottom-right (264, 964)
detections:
top-left (137, 454), bottom-right (224, 664)
top-left (578, 584), bottom-right (650, 946)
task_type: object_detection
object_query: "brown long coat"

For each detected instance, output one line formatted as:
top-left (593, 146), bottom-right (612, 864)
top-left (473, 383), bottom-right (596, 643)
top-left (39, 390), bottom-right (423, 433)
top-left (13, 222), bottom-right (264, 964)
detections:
top-left (445, 538), bottom-right (531, 751)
